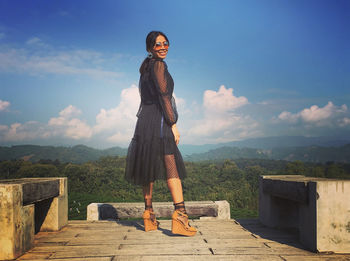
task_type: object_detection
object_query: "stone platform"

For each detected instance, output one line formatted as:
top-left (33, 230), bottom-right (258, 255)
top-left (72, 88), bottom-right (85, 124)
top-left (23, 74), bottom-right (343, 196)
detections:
top-left (15, 219), bottom-right (350, 260)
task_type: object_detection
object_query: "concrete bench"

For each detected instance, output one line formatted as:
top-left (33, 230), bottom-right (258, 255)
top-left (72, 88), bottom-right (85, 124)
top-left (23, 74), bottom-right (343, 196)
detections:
top-left (87, 200), bottom-right (230, 221)
top-left (0, 177), bottom-right (68, 260)
top-left (259, 175), bottom-right (350, 253)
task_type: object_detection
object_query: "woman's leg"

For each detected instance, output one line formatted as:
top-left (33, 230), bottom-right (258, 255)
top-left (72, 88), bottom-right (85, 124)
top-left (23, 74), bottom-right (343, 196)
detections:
top-left (164, 155), bottom-right (185, 212)
top-left (143, 182), bottom-right (154, 211)
top-left (142, 182), bottom-right (158, 231)
top-left (165, 154), bottom-right (196, 236)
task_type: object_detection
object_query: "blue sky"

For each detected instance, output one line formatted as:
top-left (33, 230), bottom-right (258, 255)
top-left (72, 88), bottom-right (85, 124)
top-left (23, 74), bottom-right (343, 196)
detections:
top-left (0, 0), bottom-right (349, 148)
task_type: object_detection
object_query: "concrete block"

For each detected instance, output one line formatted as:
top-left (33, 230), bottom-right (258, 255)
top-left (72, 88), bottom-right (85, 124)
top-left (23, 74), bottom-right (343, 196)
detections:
top-left (87, 203), bottom-right (99, 221)
top-left (40, 178), bottom-right (68, 231)
top-left (20, 204), bottom-right (35, 256)
top-left (0, 184), bottom-right (34, 260)
top-left (0, 177), bottom-right (68, 260)
top-left (315, 180), bottom-right (350, 253)
top-left (215, 200), bottom-right (231, 220)
top-left (87, 201), bottom-right (230, 221)
top-left (259, 175), bottom-right (350, 253)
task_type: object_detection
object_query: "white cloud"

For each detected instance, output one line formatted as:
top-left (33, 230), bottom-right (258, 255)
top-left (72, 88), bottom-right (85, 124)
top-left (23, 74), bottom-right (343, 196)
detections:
top-left (26, 37), bottom-right (45, 46)
top-left (0, 45), bottom-right (122, 79)
top-left (93, 85), bottom-right (140, 144)
top-left (0, 100), bottom-right (10, 111)
top-left (59, 105), bottom-right (82, 118)
top-left (339, 117), bottom-right (350, 127)
top-left (49, 105), bottom-right (92, 140)
top-left (0, 86), bottom-right (141, 145)
top-left (278, 111), bottom-right (299, 123)
top-left (0, 121), bottom-right (49, 142)
top-left (185, 85), bottom-right (258, 144)
top-left (0, 105), bottom-right (92, 143)
top-left (278, 102), bottom-right (348, 126)
top-left (203, 85), bottom-right (248, 113)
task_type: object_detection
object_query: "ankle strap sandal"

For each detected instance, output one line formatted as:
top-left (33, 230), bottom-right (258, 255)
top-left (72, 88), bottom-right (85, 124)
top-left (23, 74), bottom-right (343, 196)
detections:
top-left (173, 201), bottom-right (186, 213)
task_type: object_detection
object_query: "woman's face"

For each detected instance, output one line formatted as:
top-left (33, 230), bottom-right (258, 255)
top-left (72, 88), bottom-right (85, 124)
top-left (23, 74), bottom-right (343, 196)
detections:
top-left (151, 35), bottom-right (169, 59)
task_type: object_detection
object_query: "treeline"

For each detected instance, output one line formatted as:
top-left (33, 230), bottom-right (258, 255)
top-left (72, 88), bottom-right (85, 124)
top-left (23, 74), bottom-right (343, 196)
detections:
top-left (1, 157), bottom-right (349, 220)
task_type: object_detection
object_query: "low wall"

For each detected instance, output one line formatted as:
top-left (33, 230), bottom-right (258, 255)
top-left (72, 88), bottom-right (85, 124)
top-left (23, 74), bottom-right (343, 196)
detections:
top-left (87, 200), bottom-right (230, 221)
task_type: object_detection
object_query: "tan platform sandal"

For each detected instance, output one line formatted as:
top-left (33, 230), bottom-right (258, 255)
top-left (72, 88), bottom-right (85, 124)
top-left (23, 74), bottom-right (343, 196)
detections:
top-left (142, 208), bottom-right (159, 232)
top-left (171, 202), bottom-right (197, 236)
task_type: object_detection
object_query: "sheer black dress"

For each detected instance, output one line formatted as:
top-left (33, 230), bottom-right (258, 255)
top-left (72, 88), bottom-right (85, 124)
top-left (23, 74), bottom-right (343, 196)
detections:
top-left (125, 57), bottom-right (186, 185)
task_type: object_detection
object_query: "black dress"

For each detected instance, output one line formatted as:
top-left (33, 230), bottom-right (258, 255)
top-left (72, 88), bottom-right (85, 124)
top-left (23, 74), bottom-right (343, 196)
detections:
top-left (125, 57), bottom-right (186, 185)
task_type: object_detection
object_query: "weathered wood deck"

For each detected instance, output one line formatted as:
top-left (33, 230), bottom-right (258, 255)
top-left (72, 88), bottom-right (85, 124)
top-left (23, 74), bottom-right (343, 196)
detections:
top-left (16, 219), bottom-right (350, 261)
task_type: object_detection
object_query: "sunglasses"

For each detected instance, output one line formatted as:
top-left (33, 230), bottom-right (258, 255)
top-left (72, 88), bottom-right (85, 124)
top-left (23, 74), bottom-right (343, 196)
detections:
top-left (154, 41), bottom-right (169, 50)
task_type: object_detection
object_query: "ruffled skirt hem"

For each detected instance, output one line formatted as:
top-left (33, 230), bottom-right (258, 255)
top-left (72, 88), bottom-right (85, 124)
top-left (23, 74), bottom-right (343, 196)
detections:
top-left (125, 104), bottom-right (186, 186)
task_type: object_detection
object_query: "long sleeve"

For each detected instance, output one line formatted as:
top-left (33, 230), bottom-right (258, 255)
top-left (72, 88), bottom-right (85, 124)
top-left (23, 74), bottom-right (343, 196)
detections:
top-left (151, 60), bottom-right (178, 126)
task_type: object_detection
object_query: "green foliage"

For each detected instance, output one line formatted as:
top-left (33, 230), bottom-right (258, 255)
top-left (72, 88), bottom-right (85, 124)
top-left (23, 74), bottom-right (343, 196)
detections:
top-left (1, 157), bottom-right (349, 220)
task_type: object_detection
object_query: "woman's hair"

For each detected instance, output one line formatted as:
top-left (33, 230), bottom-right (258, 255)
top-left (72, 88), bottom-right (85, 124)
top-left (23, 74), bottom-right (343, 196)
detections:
top-left (139, 31), bottom-right (170, 74)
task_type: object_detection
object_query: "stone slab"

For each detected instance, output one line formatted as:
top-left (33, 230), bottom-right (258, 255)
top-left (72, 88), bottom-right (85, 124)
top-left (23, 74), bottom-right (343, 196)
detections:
top-left (262, 175), bottom-right (309, 204)
top-left (1, 178), bottom-right (60, 205)
top-left (87, 201), bottom-right (230, 220)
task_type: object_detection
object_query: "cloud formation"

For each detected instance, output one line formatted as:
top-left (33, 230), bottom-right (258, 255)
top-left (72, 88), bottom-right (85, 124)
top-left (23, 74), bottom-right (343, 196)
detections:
top-left (0, 38), bottom-right (122, 79)
top-left (26, 37), bottom-right (48, 47)
top-left (93, 85), bottom-right (140, 144)
top-left (0, 86), bottom-right (141, 146)
top-left (1, 87), bottom-right (349, 147)
top-left (278, 102), bottom-right (348, 126)
top-left (0, 99), bottom-right (10, 111)
top-left (0, 105), bottom-right (92, 143)
top-left (186, 85), bottom-right (259, 144)
top-left (203, 85), bottom-right (248, 113)
top-left (0, 121), bottom-right (49, 142)
top-left (49, 105), bottom-right (92, 140)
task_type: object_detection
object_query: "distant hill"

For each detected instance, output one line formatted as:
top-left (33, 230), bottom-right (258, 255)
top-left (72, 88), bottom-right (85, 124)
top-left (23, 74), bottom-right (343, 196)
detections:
top-left (0, 145), bottom-right (127, 164)
top-left (179, 136), bottom-right (350, 155)
top-left (1, 135), bottom-right (349, 164)
top-left (224, 136), bottom-right (350, 149)
top-left (184, 144), bottom-right (350, 163)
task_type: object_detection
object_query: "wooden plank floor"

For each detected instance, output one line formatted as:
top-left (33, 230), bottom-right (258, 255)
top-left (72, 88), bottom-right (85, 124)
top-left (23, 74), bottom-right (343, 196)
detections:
top-left (17, 219), bottom-right (350, 261)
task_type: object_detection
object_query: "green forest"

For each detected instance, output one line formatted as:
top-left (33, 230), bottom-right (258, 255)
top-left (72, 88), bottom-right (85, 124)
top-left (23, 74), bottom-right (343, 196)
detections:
top-left (1, 156), bottom-right (349, 220)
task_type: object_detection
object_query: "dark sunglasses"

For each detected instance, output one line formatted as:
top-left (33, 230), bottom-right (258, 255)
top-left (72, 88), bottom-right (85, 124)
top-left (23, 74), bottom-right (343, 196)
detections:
top-left (154, 41), bottom-right (169, 50)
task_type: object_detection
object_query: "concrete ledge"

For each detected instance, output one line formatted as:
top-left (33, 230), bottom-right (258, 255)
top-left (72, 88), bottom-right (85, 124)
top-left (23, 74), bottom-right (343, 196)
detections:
top-left (1, 178), bottom-right (60, 205)
top-left (0, 177), bottom-right (68, 260)
top-left (87, 200), bottom-right (230, 221)
top-left (259, 175), bottom-right (350, 253)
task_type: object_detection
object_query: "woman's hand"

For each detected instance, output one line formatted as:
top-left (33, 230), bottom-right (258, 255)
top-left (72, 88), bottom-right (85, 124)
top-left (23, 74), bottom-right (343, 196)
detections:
top-left (171, 124), bottom-right (180, 145)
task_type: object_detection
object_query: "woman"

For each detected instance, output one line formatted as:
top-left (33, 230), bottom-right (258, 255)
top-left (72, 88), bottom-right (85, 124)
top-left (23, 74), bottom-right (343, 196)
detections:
top-left (125, 31), bottom-right (196, 236)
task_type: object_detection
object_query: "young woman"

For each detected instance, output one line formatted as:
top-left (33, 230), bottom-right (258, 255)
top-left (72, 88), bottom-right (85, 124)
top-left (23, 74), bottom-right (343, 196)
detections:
top-left (125, 31), bottom-right (196, 236)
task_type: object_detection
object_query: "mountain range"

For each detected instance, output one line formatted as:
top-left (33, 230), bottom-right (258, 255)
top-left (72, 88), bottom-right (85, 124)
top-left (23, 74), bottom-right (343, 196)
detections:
top-left (179, 135), bottom-right (350, 156)
top-left (0, 136), bottom-right (349, 164)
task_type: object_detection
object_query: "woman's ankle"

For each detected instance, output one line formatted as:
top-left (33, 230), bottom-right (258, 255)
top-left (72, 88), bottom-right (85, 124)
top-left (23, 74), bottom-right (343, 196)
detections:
top-left (174, 201), bottom-right (186, 213)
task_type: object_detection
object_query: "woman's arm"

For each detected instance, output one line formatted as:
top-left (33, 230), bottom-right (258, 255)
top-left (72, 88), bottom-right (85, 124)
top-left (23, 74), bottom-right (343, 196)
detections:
top-left (171, 123), bottom-right (180, 145)
top-left (151, 60), bottom-right (178, 126)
